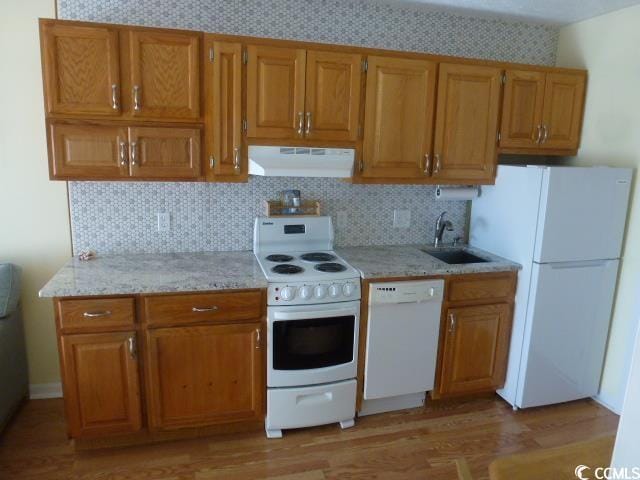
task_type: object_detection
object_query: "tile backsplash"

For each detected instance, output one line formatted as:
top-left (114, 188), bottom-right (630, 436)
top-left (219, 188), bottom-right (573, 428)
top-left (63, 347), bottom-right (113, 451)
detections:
top-left (59, 0), bottom-right (559, 255)
top-left (69, 179), bottom-right (468, 254)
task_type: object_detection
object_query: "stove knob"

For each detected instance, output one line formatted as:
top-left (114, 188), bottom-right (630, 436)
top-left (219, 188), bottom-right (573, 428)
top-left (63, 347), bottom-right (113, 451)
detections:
top-left (280, 286), bottom-right (296, 301)
top-left (328, 284), bottom-right (341, 298)
top-left (299, 285), bottom-right (312, 300)
top-left (343, 282), bottom-right (356, 297)
top-left (314, 285), bottom-right (327, 299)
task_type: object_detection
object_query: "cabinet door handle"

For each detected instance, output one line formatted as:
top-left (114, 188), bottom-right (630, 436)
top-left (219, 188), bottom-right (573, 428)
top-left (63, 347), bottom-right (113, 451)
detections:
top-left (119, 141), bottom-right (128, 166)
top-left (130, 141), bottom-right (138, 166)
top-left (133, 85), bottom-right (141, 111)
top-left (423, 153), bottom-right (431, 175)
top-left (128, 336), bottom-right (137, 359)
top-left (255, 328), bottom-right (261, 349)
top-left (209, 155), bottom-right (215, 169)
top-left (448, 313), bottom-right (456, 333)
top-left (534, 124), bottom-right (542, 144)
top-left (233, 147), bottom-right (241, 173)
top-left (83, 310), bottom-right (112, 318)
top-left (359, 156), bottom-right (364, 173)
top-left (305, 112), bottom-right (312, 135)
top-left (111, 84), bottom-right (119, 110)
top-left (192, 306), bottom-right (219, 312)
top-left (541, 124), bottom-right (549, 144)
top-left (297, 112), bottom-right (304, 136)
top-left (434, 154), bottom-right (441, 173)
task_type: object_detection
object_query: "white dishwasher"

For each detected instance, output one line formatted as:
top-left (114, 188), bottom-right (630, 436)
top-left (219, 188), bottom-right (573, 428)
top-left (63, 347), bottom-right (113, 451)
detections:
top-left (360, 279), bottom-right (444, 416)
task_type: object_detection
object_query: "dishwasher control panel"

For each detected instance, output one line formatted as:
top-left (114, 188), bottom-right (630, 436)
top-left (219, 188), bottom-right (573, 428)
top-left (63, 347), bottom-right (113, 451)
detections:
top-left (369, 279), bottom-right (444, 304)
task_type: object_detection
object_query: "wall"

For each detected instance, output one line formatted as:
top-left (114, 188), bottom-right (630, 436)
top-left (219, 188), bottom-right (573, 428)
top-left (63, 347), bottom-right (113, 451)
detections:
top-left (59, 0), bottom-right (559, 255)
top-left (0, 0), bottom-right (72, 392)
top-left (556, 4), bottom-right (640, 413)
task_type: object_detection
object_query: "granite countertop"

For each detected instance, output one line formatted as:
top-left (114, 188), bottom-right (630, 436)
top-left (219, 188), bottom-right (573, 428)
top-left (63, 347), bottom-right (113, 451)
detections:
top-left (39, 251), bottom-right (268, 298)
top-left (336, 244), bottom-right (520, 280)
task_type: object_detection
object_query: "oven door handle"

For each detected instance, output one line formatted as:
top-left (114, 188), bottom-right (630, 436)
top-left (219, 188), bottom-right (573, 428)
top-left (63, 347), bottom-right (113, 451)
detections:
top-left (272, 308), bottom-right (357, 321)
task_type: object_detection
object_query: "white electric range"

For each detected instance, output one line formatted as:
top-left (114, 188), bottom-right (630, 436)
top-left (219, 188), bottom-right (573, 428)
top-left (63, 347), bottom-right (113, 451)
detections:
top-left (253, 216), bottom-right (361, 438)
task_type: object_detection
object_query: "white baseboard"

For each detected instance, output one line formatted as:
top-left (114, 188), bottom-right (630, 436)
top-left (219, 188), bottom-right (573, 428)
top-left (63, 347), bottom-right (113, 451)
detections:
top-left (30, 382), bottom-right (63, 399)
top-left (592, 394), bottom-right (621, 415)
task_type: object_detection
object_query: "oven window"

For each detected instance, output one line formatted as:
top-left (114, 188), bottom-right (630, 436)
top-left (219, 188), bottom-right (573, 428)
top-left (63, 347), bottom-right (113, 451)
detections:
top-left (273, 315), bottom-right (355, 370)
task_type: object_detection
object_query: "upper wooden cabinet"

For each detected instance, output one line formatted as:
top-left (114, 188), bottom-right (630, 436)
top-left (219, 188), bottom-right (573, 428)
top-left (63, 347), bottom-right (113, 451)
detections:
top-left (304, 51), bottom-right (362, 141)
top-left (246, 46), bottom-right (362, 142)
top-left (500, 70), bottom-right (586, 152)
top-left (432, 63), bottom-right (502, 184)
top-left (246, 45), bottom-right (306, 139)
top-left (41, 22), bottom-right (122, 116)
top-left (60, 332), bottom-right (142, 438)
top-left (40, 20), bottom-right (201, 121)
top-left (204, 39), bottom-right (244, 181)
top-left (361, 56), bottom-right (437, 180)
top-left (126, 30), bottom-right (200, 120)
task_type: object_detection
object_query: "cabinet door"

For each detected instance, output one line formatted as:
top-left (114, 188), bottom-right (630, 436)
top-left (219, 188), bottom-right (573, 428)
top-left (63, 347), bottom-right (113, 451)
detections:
top-left (540, 73), bottom-right (586, 150)
top-left (49, 122), bottom-right (129, 179)
top-left (500, 70), bottom-right (545, 148)
top-left (40, 22), bottom-right (121, 116)
top-left (204, 39), bottom-right (244, 181)
top-left (60, 332), bottom-right (141, 438)
top-left (438, 303), bottom-right (512, 396)
top-left (304, 50), bottom-right (362, 141)
top-left (361, 56), bottom-right (437, 179)
top-left (127, 30), bottom-right (200, 120)
top-left (433, 64), bottom-right (502, 183)
top-left (145, 323), bottom-right (264, 430)
top-left (129, 126), bottom-right (201, 179)
top-left (246, 45), bottom-right (306, 139)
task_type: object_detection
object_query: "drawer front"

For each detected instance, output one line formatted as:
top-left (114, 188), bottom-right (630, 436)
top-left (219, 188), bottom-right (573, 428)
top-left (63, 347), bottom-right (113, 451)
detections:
top-left (58, 298), bottom-right (135, 332)
top-left (447, 274), bottom-right (516, 303)
top-left (143, 291), bottom-right (264, 327)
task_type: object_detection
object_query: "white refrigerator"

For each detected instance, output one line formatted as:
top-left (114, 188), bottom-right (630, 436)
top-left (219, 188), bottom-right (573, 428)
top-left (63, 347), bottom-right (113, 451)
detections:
top-left (470, 165), bottom-right (632, 409)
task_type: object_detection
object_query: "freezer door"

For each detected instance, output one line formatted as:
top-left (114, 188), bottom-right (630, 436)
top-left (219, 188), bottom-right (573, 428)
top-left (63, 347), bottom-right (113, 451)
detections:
top-left (517, 259), bottom-right (619, 408)
top-left (534, 167), bottom-right (631, 263)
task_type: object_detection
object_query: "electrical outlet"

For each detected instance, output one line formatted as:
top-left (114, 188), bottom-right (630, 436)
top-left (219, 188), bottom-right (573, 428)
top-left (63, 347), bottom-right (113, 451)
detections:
top-left (336, 211), bottom-right (348, 230)
top-left (393, 209), bottom-right (411, 229)
top-left (157, 212), bottom-right (170, 232)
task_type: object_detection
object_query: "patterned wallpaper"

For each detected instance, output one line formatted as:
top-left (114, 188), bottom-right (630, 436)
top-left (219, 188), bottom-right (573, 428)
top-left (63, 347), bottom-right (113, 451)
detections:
top-left (59, 0), bottom-right (559, 255)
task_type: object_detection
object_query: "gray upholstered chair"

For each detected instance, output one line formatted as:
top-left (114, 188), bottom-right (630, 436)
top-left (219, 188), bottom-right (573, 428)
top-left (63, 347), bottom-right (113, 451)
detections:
top-left (0, 263), bottom-right (29, 433)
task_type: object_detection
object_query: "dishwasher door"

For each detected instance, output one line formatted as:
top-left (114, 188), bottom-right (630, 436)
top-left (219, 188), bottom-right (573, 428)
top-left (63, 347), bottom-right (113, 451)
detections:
top-left (364, 280), bottom-right (444, 400)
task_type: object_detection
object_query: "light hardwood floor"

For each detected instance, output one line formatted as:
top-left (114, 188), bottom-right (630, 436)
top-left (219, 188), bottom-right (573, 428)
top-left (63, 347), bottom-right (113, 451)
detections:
top-left (0, 396), bottom-right (618, 480)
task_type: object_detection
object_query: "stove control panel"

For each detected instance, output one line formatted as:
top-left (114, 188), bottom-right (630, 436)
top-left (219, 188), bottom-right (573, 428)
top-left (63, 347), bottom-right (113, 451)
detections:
top-left (268, 278), bottom-right (361, 305)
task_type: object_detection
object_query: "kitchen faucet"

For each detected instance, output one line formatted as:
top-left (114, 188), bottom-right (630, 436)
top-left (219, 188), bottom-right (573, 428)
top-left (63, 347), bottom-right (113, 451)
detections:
top-left (433, 211), bottom-right (454, 247)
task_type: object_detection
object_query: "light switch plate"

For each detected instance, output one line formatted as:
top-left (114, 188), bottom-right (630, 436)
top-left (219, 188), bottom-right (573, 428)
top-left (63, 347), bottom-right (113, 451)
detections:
top-left (393, 209), bottom-right (411, 229)
top-left (157, 212), bottom-right (170, 232)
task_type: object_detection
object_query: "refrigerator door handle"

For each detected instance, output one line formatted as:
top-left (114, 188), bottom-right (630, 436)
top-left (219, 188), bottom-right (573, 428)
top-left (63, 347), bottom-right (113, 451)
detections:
top-left (541, 259), bottom-right (616, 269)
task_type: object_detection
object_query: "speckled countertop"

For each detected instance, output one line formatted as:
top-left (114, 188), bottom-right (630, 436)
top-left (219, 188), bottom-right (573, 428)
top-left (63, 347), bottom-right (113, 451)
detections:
top-left (336, 244), bottom-right (520, 280)
top-left (39, 251), bottom-right (267, 298)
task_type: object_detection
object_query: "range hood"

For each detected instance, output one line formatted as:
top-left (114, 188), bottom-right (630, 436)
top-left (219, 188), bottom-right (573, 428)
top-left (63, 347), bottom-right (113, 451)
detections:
top-left (248, 146), bottom-right (355, 178)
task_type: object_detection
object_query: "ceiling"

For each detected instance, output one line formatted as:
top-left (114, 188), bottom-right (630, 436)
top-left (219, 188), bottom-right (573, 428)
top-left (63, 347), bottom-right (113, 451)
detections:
top-left (383, 0), bottom-right (640, 24)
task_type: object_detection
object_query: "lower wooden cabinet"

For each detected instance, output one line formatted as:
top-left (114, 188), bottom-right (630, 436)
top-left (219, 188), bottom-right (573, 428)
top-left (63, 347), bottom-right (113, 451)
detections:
top-left (144, 323), bottom-right (264, 430)
top-left (438, 303), bottom-right (512, 396)
top-left (59, 332), bottom-right (142, 438)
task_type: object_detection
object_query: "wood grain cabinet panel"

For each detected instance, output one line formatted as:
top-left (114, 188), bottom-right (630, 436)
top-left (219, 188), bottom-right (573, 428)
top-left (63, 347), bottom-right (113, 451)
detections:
top-left (447, 275), bottom-right (516, 304)
top-left (144, 323), bottom-right (264, 430)
top-left (361, 56), bottom-right (437, 179)
top-left (204, 39), bottom-right (244, 181)
top-left (48, 122), bottom-right (129, 179)
top-left (432, 63), bottom-right (502, 183)
top-left (246, 45), bottom-right (306, 139)
top-left (58, 297), bottom-right (135, 333)
top-left (60, 332), bottom-right (142, 438)
top-left (500, 70), bottom-right (546, 148)
top-left (304, 51), bottom-right (362, 141)
top-left (41, 22), bottom-right (121, 116)
top-left (127, 30), bottom-right (200, 120)
top-left (438, 303), bottom-right (512, 396)
top-left (540, 73), bottom-right (586, 150)
top-left (128, 126), bottom-right (201, 179)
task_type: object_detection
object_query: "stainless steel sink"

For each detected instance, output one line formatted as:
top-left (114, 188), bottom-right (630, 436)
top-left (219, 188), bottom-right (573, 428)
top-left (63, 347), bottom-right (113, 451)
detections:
top-left (421, 248), bottom-right (488, 265)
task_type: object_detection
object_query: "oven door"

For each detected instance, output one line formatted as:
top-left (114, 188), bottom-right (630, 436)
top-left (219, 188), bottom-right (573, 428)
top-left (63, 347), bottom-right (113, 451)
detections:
top-left (267, 300), bottom-right (360, 388)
